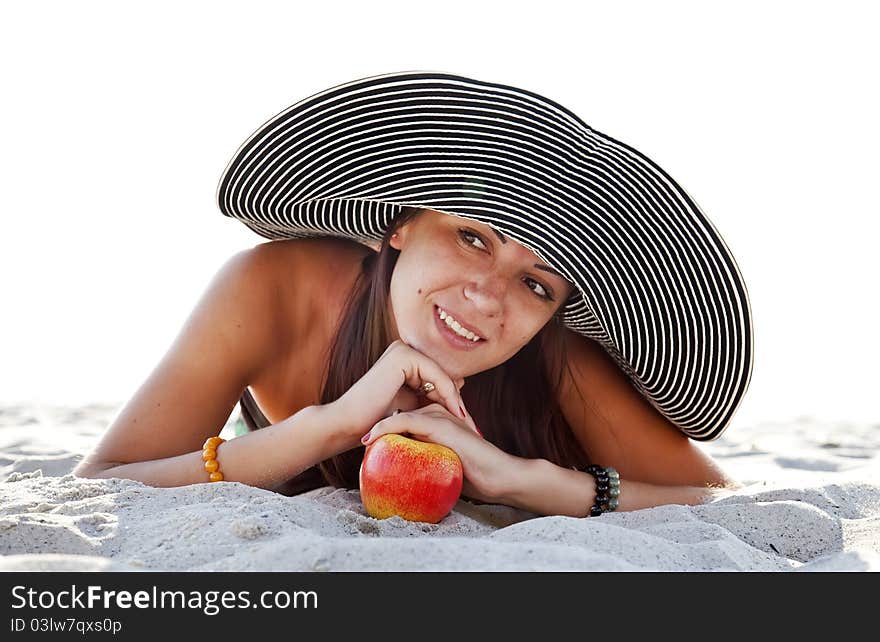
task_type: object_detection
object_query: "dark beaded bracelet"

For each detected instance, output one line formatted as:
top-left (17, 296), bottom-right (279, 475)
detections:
top-left (583, 464), bottom-right (620, 517)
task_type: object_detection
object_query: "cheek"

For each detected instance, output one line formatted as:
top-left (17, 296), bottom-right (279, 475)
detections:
top-left (388, 259), bottom-right (434, 325)
top-left (507, 317), bottom-right (552, 353)
top-left (395, 245), bottom-right (457, 291)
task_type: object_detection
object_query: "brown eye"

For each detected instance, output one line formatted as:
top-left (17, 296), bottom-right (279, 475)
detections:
top-left (459, 229), bottom-right (488, 250)
top-left (525, 277), bottom-right (554, 301)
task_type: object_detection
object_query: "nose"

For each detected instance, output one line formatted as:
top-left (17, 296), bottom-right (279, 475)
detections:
top-left (463, 273), bottom-right (506, 317)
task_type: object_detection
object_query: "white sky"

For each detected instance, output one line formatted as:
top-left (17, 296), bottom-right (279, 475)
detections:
top-left (1, 1), bottom-right (878, 429)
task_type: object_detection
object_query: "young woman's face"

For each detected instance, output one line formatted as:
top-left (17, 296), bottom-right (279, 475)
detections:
top-left (387, 209), bottom-right (575, 379)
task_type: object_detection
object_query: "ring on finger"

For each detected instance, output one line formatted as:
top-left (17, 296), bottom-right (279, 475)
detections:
top-left (418, 381), bottom-right (436, 395)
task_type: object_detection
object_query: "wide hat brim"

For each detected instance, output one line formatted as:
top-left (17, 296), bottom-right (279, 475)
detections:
top-left (216, 70), bottom-right (753, 441)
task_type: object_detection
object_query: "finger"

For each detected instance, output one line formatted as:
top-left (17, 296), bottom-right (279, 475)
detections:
top-left (454, 378), bottom-right (473, 418)
top-left (460, 403), bottom-right (479, 435)
top-left (412, 403), bottom-right (482, 439)
top-left (435, 401), bottom-right (480, 437)
top-left (361, 413), bottom-right (428, 446)
top-left (453, 406), bottom-right (480, 436)
top-left (403, 359), bottom-right (466, 421)
top-left (419, 384), bottom-right (465, 420)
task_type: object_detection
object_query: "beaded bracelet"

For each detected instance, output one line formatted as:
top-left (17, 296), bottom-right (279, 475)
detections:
top-left (584, 464), bottom-right (620, 517)
top-left (202, 436), bottom-right (226, 482)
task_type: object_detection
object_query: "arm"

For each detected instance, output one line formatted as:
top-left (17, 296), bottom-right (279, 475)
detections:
top-left (77, 404), bottom-right (356, 491)
top-left (360, 404), bottom-right (741, 516)
top-left (496, 457), bottom-right (737, 518)
top-left (73, 243), bottom-right (348, 490)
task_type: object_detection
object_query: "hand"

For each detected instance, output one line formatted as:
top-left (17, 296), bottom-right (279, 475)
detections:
top-left (325, 340), bottom-right (480, 445)
top-left (361, 402), bottom-right (515, 504)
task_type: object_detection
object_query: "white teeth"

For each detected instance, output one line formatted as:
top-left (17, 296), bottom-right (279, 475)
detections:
top-left (437, 307), bottom-right (482, 342)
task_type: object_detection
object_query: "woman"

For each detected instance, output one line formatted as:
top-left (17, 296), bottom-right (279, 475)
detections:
top-left (74, 72), bottom-right (753, 518)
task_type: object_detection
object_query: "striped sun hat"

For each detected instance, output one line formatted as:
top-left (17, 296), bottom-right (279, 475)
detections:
top-left (216, 71), bottom-right (753, 441)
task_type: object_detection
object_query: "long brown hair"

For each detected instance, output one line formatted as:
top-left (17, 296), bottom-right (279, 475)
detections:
top-left (300, 207), bottom-right (591, 490)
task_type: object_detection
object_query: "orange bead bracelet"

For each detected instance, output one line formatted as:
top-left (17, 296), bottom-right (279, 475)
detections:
top-left (202, 436), bottom-right (226, 482)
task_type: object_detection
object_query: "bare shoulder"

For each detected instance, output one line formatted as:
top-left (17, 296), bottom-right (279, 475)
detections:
top-left (556, 328), bottom-right (663, 466)
top-left (252, 236), bottom-right (373, 277)
top-left (73, 238), bottom-right (375, 473)
top-left (557, 328), bottom-right (734, 487)
top-left (244, 237), bottom-right (375, 419)
top-left (251, 236), bottom-right (374, 334)
top-left (73, 245), bottom-right (296, 473)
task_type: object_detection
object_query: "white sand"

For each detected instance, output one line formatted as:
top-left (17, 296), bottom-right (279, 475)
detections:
top-left (1, 404), bottom-right (878, 571)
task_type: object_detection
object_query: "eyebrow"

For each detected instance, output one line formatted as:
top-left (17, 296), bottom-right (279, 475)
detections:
top-left (489, 227), bottom-right (571, 283)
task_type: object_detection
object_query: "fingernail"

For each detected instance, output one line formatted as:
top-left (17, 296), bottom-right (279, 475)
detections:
top-left (459, 402), bottom-right (467, 419)
top-left (474, 424), bottom-right (484, 438)
top-left (361, 431), bottom-right (372, 444)
top-left (393, 409), bottom-right (401, 415)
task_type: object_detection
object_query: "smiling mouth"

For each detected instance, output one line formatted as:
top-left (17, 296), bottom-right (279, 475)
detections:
top-left (434, 305), bottom-right (486, 343)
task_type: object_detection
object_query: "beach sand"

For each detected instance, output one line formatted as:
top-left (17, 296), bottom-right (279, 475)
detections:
top-left (1, 404), bottom-right (878, 571)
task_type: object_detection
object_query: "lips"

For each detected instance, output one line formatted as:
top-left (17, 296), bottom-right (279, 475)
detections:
top-left (435, 305), bottom-right (487, 340)
top-left (433, 305), bottom-right (485, 351)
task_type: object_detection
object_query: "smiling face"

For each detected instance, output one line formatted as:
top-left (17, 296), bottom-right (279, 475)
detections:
top-left (386, 209), bottom-right (576, 379)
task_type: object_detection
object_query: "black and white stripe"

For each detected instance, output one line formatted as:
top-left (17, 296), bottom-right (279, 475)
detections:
top-left (217, 71), bottom-right (753, 441)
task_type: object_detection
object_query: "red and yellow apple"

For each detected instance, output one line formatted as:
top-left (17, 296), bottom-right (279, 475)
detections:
top-left (359, 433), bottom-right (463, 523)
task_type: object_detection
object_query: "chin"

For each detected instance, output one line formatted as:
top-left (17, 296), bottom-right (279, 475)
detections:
top-left (428, 349), bottom-right (465, 376)
top-left (401, 335), bottom-right (458, 374)
top-left (441, 356), bottom-right (484, 382)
